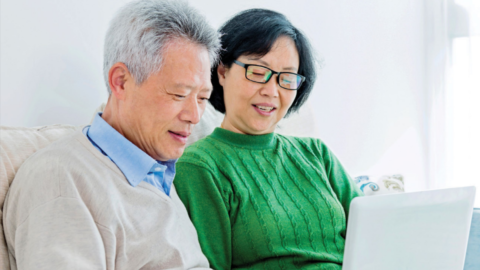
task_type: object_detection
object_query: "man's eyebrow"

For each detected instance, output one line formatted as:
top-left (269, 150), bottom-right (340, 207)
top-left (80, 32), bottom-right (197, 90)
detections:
top-left (246, 57), bottom-right (298, 72)
top-left (172, 83), bottom-right (194, 90)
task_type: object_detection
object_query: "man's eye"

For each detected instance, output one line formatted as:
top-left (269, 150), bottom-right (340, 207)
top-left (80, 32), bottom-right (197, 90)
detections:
top-left (175, 95), bottom-right (186, 99)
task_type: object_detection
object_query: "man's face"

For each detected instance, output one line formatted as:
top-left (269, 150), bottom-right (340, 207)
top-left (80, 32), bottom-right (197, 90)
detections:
top-left (119, 39), bottom-right (212, 161)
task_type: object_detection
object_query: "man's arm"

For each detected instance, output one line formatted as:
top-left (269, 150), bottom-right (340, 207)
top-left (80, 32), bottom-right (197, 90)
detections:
top-left (9, 197), bottom-right (108, 270)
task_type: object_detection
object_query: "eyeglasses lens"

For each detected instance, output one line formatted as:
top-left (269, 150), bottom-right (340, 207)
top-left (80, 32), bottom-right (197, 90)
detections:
top-left (279, 73), bottom-right (302, 90)
top-left (246, 65), bottom-right (302, 90)
top-left (246, 66), bottom-right (272, 83)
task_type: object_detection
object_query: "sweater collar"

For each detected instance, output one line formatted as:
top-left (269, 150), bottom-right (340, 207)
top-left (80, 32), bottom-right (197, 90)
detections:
top-left (210, 127), bottom-right (276, 150)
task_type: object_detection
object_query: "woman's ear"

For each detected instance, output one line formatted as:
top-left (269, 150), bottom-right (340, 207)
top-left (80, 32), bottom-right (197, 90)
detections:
top-left (217, 63), bottom-right (226, 87)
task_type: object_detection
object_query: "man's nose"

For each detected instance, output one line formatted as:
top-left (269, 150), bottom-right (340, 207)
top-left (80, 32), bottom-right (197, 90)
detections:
top-left (181, 97), bottom-right (201, 125)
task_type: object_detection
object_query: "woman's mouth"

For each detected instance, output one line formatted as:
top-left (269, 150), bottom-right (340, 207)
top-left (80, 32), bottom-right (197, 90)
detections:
top-left (253, 104), bottom-right (276, 116)
top-left (254, 105), bottom-right (275, 112)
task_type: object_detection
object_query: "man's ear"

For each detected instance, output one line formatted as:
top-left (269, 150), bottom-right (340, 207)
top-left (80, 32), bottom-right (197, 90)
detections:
top-left (108, 63), bottom-right (131, 100)
top-left (217, 63), bottom-right (227, 87)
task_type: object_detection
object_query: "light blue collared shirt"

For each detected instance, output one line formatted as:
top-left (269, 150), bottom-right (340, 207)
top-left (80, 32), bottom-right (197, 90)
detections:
top-left (82, 113), bottom-right (176, 196)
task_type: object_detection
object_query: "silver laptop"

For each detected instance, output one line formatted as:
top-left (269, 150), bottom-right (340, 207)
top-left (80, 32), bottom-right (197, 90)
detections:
top-left (343, 186), bottom-right (476, 270)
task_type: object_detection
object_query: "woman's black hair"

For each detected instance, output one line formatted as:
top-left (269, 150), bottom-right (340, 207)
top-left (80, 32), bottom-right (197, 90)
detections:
top-left (210, 8), bottom-right (317, 117)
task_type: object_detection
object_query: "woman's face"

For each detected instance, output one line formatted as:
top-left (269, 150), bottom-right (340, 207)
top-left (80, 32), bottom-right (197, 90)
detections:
top-left (218, 36), bottom-right (299, 135)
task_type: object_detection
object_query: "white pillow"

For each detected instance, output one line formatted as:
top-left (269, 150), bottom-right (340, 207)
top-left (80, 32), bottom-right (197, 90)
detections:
top-left (354, 174), bottom-right (405, 196)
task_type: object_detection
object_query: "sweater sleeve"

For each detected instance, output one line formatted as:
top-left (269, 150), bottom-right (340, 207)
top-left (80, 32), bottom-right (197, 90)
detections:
top-left (11, 197), bottom-right (108, 270)
top-left (316, 140), bottom-right (363, 221)
top-left (174, 162), bottom-right (232, 270)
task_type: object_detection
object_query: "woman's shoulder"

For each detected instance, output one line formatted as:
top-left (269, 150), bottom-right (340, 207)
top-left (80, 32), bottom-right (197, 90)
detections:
top-left (275, 134), bottom-right (334, 162)
top-left (178, 135), bottom-right (221, 170)
top-left (275, 133), bottom-right (324, 150)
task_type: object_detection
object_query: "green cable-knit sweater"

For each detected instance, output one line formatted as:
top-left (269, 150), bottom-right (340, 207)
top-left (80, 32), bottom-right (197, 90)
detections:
top-left (175, 128), bottom-right (363, 270)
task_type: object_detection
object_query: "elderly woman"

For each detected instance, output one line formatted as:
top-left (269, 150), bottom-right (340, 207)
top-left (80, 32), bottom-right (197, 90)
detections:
top-left (174, 9), bottom-right (363, 270)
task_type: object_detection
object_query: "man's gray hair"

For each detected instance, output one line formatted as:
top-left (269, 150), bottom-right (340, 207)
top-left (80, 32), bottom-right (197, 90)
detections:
top-left (103, 0), bottom-right (221, 94)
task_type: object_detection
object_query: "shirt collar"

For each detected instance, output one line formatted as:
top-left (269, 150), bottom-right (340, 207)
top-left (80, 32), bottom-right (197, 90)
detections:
top-left (87, 113), bottom-right (177, 187)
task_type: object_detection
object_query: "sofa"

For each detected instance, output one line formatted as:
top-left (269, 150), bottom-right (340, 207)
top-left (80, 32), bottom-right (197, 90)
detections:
top-left (1, 103), bottom-right (478, 269)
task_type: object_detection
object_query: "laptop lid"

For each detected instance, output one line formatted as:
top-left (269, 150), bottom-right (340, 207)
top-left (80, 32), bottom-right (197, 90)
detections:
top-left (343, 186), bottom-right (476, 270)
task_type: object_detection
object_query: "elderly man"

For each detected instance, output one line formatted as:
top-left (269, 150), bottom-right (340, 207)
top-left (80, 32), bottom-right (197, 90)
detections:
top-left (3, 0), bottom-right (220, 269)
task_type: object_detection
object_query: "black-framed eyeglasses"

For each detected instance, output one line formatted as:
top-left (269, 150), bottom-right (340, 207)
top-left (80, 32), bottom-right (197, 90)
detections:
top-left (233, 60), bottom-right (305, 90)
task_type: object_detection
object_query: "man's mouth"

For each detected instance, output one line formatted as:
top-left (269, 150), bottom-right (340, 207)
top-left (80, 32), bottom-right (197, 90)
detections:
top-left (168, 131), bottom-right (190, 144)
top-left (168, 131), bottom-right (189, 138)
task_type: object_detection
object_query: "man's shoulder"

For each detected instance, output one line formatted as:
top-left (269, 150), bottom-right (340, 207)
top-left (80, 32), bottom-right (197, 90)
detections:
top-left (3, 130), bottom-right (124, 227)
top-left (18, 130), bottom-right (94, 172)
top-left (27, 129), bottom-right (87, 155)
top-left (8, 130), bottom-right (110, 201)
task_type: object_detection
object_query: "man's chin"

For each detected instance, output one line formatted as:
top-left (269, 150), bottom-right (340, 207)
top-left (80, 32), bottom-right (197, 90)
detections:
top-left (167, 146), bottom-right (187, 160)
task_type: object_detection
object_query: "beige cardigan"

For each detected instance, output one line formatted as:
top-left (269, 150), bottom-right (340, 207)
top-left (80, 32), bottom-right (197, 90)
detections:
top-left (3, 131), bottom-right (210, 270)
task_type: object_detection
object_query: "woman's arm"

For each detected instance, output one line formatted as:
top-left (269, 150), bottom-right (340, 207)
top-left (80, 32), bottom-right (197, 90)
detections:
top-left (174, 162), bottom-right (232, 270)
top-left (316, 140), bottom-right (363, 220)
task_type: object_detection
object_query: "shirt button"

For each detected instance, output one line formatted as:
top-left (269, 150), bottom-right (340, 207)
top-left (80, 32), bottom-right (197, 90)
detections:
top-left (154, 167), bottom-right (162, 172)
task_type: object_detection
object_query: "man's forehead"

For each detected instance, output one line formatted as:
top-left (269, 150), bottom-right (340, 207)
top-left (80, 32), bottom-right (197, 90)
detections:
top-left (172, 82), bottom-right (212, 92)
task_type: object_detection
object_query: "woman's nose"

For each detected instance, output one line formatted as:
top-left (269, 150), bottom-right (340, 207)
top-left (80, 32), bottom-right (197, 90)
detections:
top-left (259, 76), bottom-right (280, 98)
